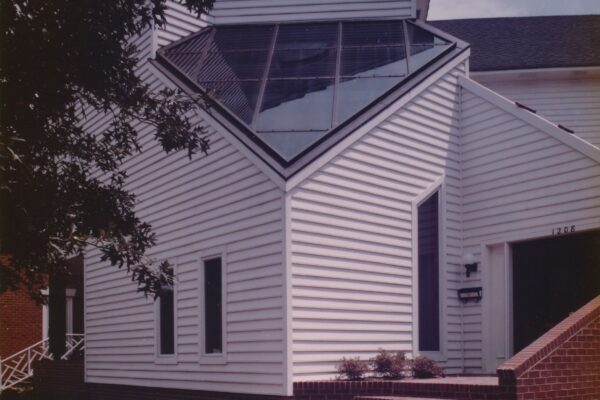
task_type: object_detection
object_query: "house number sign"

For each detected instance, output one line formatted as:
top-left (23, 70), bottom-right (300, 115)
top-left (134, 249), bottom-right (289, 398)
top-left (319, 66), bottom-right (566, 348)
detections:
top-left (552, 225), bottom-right (575, 236)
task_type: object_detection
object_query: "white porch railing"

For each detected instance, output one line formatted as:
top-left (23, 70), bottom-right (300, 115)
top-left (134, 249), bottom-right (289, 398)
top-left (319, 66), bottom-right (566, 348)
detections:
top-left (62, 333), bottom-right (85, 360)
top-left (0, 334), bottom-right (84, 392)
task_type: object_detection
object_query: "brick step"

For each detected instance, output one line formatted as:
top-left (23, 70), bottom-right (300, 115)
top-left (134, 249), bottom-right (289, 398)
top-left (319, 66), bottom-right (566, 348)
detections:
top-left (355, 397), bottom-right (448, 400)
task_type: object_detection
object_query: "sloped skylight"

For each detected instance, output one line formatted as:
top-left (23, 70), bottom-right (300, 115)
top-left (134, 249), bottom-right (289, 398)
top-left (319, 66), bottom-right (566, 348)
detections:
top-left (160, 20), bottom-right (453, 162)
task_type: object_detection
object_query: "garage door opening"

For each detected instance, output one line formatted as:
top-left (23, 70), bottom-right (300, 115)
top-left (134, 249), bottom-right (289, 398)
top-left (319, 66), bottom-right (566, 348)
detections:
top-left (512, 230), bottom-right (600, 353)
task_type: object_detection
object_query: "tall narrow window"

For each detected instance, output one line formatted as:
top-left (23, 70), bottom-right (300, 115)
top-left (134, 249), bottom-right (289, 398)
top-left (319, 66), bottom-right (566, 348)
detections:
top-left (418, 191), bottom-right (440, 351)
top-left (159, 284), bottom-right (175, 355)
top-left (204, 257), bottom-right (223, 354)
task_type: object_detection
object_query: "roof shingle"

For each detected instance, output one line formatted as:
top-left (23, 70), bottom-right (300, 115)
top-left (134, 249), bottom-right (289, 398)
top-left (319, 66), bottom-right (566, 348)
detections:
top-left (431, 15), bottom-right (600, 71)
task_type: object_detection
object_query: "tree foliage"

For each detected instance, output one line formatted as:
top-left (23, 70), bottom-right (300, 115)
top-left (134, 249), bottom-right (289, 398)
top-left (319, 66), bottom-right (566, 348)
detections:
top-left (0, 0), bottom-right (215, 299)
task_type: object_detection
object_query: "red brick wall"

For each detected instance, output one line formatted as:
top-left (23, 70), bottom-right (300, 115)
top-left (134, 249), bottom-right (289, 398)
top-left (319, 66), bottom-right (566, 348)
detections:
top-left (293, 380), bottom-right (512, 400)
top-left (498, 295), bottom-right (600, 400)
top-left (0, 287), bottom-right (43, 359)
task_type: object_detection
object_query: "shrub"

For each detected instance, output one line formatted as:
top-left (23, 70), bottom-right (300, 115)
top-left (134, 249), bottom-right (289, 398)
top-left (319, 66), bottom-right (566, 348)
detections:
top-left (411, 356), bottom-right (444, 378)
top-left (336, 357), bottom-right (369, 380)
top-left (370, 349), bottom-right (407, 379)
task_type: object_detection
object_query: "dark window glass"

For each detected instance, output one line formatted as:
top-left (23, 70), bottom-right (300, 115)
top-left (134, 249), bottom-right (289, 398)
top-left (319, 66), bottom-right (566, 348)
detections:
top-left (204, 258), bottom-right (223, 354)
top-left (342, 20), bottom-right (404, 47)
top-left (256, 78), bottom-right (334, 132)
top-left (418, 192), bottom-right (440, 352)
top-left (159, 285), bottom-right (175, 355)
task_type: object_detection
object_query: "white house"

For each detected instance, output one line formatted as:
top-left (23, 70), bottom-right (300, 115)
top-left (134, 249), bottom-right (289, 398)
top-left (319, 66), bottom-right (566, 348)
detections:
top-left (82, 2), bottom-right (600, 399)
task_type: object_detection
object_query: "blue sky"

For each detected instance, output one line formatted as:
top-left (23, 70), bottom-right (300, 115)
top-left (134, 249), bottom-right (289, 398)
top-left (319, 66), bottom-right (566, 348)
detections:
top-left (428, 0), bottom-right (600, 20)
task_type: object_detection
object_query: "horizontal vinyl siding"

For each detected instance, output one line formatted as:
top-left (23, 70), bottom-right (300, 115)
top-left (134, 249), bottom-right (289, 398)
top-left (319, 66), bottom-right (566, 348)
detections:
top-left (210, 0), bottom-right (414, 24)
top-left (83, 50), bottom-right (286, 394)
top-left (479, 77), bottom-right (600, 148)
top-left (157, 1), bottom-right (208, 49)
top-left (458, 84), bottom-right (600, 372)
top-left (289, 62), bottom-right (468, 381)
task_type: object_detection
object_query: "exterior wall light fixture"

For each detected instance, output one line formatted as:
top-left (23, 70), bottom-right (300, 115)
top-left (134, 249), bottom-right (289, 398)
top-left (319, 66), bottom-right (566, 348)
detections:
top-left (462, 253), bottom-right (478, 277)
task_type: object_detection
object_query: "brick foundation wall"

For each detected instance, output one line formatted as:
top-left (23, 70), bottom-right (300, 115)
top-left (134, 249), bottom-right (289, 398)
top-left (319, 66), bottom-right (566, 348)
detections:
top-left (293, 380), bottom-right (513, 400)
top-left (0, 287), bottom-right (43, 359)
top-left (498, 295), bottom-right (600, 400)
top-left (33, 360), bottom-right (86, 400)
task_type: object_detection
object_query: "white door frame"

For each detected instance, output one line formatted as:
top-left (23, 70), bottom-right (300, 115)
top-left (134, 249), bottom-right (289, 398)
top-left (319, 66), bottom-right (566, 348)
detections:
top-left (480, 242), bottom-right (513, 373)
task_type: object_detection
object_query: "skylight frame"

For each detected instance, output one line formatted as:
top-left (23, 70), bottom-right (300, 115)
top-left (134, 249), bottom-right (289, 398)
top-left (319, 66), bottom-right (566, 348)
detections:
top-left (158, 19), bottom-right (457, 166)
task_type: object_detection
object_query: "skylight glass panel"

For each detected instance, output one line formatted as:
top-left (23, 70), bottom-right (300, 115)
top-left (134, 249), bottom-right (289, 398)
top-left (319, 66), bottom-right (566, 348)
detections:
top-left (337, 77), bottom-right (401, 124)
top-left (256, 79), bottom-right (334, 132)
top-left (212, 25), bottom-right (275, 50)
top-left (160, 20), bottom-right (454, 163)
top-left (343, 20), bottom-right (405, 47)
top-left (275, 23), bottom-right (338, 50)
top-left (406, 23), bottom-right (451, 71)
top-left (201, 80), bottom-right (261, 124)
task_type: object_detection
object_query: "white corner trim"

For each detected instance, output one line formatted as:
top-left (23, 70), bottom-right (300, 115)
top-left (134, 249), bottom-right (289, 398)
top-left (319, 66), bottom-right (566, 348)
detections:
top-left (458, 75), bottom-right (600, 164)
top-left (282, 192), bottom-right (294, 395)
top-left (197, 246), bottom-right (228, 365)
top-left (146, 61), bottom-right (286, 191)
top-left (286, 50), bottom-right (471, 192)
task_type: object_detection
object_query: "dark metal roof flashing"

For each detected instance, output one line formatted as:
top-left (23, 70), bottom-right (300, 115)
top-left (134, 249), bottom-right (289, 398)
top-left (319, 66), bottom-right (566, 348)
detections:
top-left (155, 19), bottom-right (468, 179)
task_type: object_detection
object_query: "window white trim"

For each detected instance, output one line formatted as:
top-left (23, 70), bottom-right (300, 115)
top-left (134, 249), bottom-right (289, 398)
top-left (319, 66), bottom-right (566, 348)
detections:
top-left (154, 260), bottom-right (178, 365)
top-left (198, 246), bottom-right (228, 365)
top-left (411, 176), bottom-right (448, 361)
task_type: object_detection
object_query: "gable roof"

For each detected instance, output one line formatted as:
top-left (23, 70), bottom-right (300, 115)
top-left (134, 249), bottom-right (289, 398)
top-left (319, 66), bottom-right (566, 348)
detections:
top-left (431, 15), bottom-right (600, 71)
top-left (156, 20), bottom-right (465, 173)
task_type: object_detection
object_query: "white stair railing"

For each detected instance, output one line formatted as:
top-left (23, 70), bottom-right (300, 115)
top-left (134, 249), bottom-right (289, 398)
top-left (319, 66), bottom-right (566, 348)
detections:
top-left (0, 338), bottom-right (51, 391)
top-left (0, 334), bottom-right (85, 392)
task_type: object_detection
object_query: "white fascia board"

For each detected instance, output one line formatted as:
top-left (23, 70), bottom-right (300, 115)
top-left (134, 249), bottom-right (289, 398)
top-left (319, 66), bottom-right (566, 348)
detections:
top-left (471, 66), bottom-right (600, 82)
top-left (286, 49), bottom-right (471, 191)
top-left (146, 61), bottom-right (286, 191)
top-left (459, 75), bottom-right (600, 164)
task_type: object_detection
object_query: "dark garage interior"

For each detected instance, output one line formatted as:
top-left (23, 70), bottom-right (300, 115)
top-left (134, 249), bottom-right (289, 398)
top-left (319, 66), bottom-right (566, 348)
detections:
top-left (512, 229), bottom-right (600, 353)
